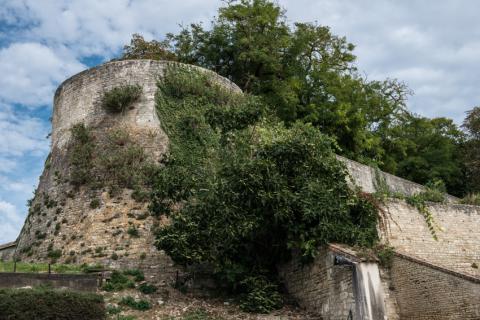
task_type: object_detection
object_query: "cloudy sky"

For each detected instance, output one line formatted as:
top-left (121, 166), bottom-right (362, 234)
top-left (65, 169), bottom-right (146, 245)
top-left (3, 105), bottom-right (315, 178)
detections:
top-left (0, 0), bottom-right (478, 243)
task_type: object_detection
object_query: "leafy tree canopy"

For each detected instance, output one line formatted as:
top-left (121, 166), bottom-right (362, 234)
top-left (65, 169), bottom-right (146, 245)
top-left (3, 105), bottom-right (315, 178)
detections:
top-left (120, 1), bottom-right (474, 193)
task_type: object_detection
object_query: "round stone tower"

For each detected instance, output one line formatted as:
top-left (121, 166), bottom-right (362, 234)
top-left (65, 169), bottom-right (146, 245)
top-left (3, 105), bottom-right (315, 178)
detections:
top-left (15, 60), bottom-right (241, 279)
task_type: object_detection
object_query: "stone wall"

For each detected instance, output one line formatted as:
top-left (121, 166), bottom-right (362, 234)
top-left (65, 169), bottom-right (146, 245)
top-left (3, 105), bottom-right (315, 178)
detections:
top-left (338, 156), bottom-right (458, 202)
top-left (15, 60), bottom-right (241, 285)
top-left (0, 272), bottom-right (99, 292)
top-left (382, 199), bottom-right (480, 277)
top-left (279, 247), bottom-right (356, 319)
top-left (389, 254), bottom-right (480, 319)
top-left (0, 242), bottom-right (16, 261)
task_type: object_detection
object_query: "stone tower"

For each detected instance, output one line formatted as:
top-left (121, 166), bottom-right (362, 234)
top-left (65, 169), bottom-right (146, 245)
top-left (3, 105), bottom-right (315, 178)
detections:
top-left (15, 60), bottom-right (241, 279)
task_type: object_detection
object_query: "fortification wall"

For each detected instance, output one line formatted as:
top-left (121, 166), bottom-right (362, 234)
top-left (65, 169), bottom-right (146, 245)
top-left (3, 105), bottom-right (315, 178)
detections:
top-left (15, 60), bottom-right (241, 285)
top-left (389, 254), bottom-right (480, 319)
top-left (0, 242), bottom-right (16, 261)
top-left (382, 199), bottom-right (480, 277)
top-left (338, 156), bottom-right (458, 203)
top-left (278, 247), bottom-right (356, 319)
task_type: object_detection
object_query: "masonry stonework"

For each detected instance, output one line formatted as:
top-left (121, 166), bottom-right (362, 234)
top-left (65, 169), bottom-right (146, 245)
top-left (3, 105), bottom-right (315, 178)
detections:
top-left (14, 60), bottom-right (241, 284)
top-left (382, 199), bottom-right (480, 278)
top-left (278, 247), bottom-right (357, 320)
top-left (389, 254), bottom-right (480, 319)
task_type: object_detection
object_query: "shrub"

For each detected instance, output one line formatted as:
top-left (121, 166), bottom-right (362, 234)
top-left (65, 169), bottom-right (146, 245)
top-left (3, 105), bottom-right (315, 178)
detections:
top-left (89, 198), bottom-right (101, 209)
top-left (239, 276), bottom-right (282, 313)
top-left (119, 296), bottom-right (151, 311)
top-left (47, 249), bottom-right (62, 260)
top-left (0, 287), bottom-right (105, 319)
top-left (69, 123), bottom-right (95, 186)
top-left (127, 226), bottom-right (139, 238)
top-left (375, 244), bottom-right (395, 268)
top-left (137, 283), bottom-right (157, 294)
top-left (102, 271), bottom-right (135, 292)
top-left (123, 269), bottom-right (145, 282)
top-left (102, 84), bottom-right (142, 113)
top-left (111, 252), bottom-right (119, 260)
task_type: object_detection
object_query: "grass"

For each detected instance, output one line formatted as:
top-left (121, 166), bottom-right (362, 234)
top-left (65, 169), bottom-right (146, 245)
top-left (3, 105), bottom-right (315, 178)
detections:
top-left (0, 261), bottom-right (83, 274)
top-left (460, 193), bottom-right (480, 205)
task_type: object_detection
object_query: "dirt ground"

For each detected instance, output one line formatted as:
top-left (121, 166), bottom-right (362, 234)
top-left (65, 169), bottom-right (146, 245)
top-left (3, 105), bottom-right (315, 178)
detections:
top-left (102, 288), bottom-right (321, 320)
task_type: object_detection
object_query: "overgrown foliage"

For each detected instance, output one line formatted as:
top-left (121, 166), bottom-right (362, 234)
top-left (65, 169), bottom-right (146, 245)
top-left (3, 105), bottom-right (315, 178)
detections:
top-left (0, 287), bottom-right (105, 320)
top-left (102, 269), bottom-right (145, 292)
top-left (460, 193), bottom-right (480, 205)
top-left (119, 296), bottom-right (151, 311)
top-left (151, 65), bottom-right (378, 312)
top-left (374, 169), bottom-right (445, 240)
top-left (102, 84), bottom-right (142, 113)
top-left (68, 126), bottom-right (154, 197)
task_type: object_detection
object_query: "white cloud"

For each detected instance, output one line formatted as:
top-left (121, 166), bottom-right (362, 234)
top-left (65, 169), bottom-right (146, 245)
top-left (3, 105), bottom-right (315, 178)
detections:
top-left (0, 200), bottom-right (23, 243)
top-left (0, 42), bottom-right (85, 106)
top-left (0, 104), bottom-right (49, 157)
top-left (0, 0), bottom-right (221, 58)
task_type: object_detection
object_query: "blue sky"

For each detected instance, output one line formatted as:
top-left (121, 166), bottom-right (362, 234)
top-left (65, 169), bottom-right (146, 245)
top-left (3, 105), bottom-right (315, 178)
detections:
top-left (0, 0), bottom-right (479, 243)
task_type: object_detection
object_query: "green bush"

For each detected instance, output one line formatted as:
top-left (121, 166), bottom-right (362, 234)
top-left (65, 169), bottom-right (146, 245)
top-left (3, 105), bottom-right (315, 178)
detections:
top-left (119, 296), bottom-right (151, 311)
top-left (137, 283), bottom-right (157, 294)
top-left (375, 244), bottom-right (395, 268)
top-left (89, 198), bottom-right (101, 209)
top-left (239, 276), bottom-right (282, 313)
top-left (102, 84), bottom-right (142, 113)
top-left (0, 287), bottom-right (105, 320)
top-left (102, 271), bottom-right (135, 292)
top-left (123, 269), bottom-right (145, 282)
top-left (127, 226), bottom-right (139, 238)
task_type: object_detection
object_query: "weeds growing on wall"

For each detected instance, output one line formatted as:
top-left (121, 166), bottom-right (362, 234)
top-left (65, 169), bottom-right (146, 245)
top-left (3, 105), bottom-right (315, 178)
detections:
top-left (460, 193), bottom-right (480, 205)
top-left (151, 65), bottom-right (379, 312)
top-left (102, 84), bottom-right (142, 113)
top-left (68, 125), bottom-right (154, 197)
top-left (373, 168), bottom-right (445, 240)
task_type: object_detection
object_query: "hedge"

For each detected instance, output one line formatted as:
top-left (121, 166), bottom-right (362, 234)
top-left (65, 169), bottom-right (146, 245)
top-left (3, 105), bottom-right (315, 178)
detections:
top-left (0, 287), bottom-right (105, 320)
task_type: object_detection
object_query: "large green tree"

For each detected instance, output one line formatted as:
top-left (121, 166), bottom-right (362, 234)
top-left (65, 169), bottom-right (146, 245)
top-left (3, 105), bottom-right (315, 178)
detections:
top-left (123, 0), bottom-right (409, 163)
top-left (462, 107), bottom-right (480, 192)
top-left (380, 113), bottom-right (466, 196)
top-left (120, 0), bottom-right (470, 195)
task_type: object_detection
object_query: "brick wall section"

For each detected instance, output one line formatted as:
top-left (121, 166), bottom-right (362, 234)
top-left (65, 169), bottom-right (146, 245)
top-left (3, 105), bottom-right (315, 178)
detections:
top-left (389, 254), bottom-right (480, 319)
top-left (278, 247), bottom-right (356, 319)
top-left (382, 199), bottom-right (480, 277)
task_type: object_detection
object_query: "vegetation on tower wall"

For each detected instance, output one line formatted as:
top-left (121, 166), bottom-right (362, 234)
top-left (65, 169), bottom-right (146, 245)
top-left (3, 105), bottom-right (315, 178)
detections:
top-left (151, 65), bottom-right (379, 312)
top-left (68, 123), bottom-right (154, 198)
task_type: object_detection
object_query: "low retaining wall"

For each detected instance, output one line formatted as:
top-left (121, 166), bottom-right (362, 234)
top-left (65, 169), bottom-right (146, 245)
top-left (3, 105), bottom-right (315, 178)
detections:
top-left (390, 254), bottom-right (480, 319)
top-left (0, 242), bottom-right (16, 261)
top-left (279, 247), bottom-right (356, 319)
top-left (383, 199), bottom-right (480, 277)
top-left (0, 273), bottom-right (99, 292)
